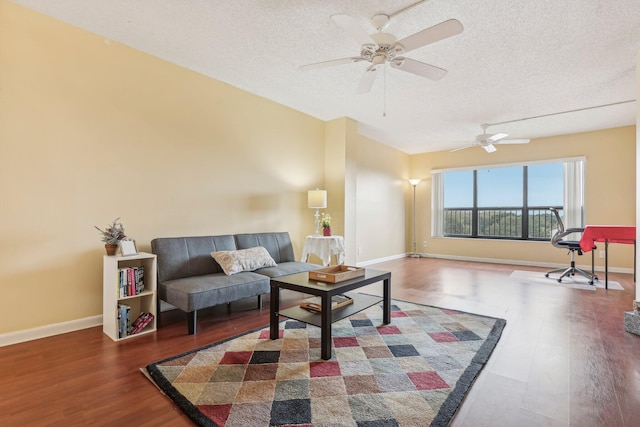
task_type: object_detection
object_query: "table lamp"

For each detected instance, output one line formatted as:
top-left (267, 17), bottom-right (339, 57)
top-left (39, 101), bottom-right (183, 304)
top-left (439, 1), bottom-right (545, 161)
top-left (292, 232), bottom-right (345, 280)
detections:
top-left (308, 189), bottom-right (327, 236)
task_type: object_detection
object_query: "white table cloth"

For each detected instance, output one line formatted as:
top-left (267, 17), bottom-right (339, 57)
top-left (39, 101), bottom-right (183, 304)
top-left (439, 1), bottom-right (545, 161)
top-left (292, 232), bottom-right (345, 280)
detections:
top-left (301, 236), bottom-right (345, 266)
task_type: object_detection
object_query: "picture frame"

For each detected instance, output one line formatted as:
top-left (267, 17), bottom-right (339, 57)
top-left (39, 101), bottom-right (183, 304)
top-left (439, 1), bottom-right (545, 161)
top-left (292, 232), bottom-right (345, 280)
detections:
top-left (120, 239), bottom-right (138, 256)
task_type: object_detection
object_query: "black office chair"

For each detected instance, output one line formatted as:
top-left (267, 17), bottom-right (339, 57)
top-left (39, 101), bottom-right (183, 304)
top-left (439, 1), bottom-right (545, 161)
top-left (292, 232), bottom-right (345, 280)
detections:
top-left (545, 207), bottom-right (597, 284)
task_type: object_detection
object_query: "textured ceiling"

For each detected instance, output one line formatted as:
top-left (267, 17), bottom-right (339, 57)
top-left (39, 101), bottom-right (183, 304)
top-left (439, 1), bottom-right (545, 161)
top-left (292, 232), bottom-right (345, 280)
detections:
top-left (11, 0), bottom-right (640, 154)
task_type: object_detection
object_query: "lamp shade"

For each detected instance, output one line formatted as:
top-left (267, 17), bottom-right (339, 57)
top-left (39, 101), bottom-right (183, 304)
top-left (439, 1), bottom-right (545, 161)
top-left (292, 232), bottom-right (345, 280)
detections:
top-left (308, 189), bottom-right (327, 208)
top-left (409, 179), bottom-right (421, 186)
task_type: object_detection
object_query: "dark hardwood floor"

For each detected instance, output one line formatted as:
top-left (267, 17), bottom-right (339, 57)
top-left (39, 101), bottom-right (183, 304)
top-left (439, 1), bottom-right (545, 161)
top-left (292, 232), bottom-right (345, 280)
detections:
top-left (1, 258), bottom-right (639, 426)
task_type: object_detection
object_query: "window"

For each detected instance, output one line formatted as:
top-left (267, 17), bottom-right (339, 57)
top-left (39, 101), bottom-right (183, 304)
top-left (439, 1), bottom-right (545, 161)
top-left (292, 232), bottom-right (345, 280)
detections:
top-left (432, 159), bottom-right (584, 240)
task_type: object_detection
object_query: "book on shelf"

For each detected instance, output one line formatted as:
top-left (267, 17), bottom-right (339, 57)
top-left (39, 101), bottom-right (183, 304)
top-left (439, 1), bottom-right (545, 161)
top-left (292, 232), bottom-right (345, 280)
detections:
top-left (300, 294), bottom-right (353, 313)
top-left (136, 266), bottom-right (144, 294)
top-left (117, 266), bottom-right (145, 298)
top-left (118, 304), bottom-right (131, 338)
top-left (127, 268), bottom-right (134, 297)
top-left (130, 312), bottom-right (154, 334)
top-left (118, 268), bottom-right (127, 298)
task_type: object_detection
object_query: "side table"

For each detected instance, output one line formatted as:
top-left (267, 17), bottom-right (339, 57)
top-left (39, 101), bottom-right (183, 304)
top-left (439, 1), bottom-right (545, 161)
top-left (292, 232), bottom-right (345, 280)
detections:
top-left (301, 235), bottom-right (345, 266)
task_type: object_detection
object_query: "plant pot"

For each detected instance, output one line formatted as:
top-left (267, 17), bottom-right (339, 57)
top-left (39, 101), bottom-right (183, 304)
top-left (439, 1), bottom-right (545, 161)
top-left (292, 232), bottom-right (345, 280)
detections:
top-left (105, 244), bottom-right (118, 256)
top-left (323, 227), bottom-right (331, 236)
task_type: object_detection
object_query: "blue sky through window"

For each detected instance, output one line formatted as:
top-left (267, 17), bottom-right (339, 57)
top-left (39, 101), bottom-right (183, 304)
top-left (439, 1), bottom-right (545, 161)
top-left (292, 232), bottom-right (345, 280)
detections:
top-left (478, 167), bottom-right (522, 207)
top-left (444, 171), bottom-right (473, 207)
top-left (444, 163), bottom-right (563, 207)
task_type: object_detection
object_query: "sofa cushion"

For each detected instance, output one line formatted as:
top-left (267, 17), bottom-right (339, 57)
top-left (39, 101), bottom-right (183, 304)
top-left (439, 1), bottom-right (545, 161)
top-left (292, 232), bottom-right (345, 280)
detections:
top-left (151, 235), bottom-right (237, 282)
top-left (158, 271), bottom-right (270, 312)
top-left (235, 232), bottom-right (296, 264)
top-left (255, 261), bottom-right (322, 278)
top-left (211, 246), bottom-right (277, 275)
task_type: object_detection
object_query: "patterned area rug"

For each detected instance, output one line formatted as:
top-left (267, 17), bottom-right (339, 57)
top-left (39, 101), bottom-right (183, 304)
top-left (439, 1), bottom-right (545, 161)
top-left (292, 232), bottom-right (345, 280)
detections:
top-left (145, 299), bottom-right (505, 426)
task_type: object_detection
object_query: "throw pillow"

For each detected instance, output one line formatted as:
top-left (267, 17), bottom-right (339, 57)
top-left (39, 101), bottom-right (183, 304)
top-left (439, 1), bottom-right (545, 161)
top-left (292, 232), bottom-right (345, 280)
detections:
top-left (211, 246), bottom-right (277, 275)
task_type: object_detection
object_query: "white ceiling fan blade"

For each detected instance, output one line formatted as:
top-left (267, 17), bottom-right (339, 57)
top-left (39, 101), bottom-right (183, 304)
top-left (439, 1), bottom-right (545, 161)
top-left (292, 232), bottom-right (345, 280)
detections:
top-left (299, 57), bottom-right (364, 71)
top-left (331, 14), bottom-right (377, 48)
top-left (482, 143), bottom-right (497, 153)
top-left (356, 66), bottom-right (380, 94)
top-left (395, 19), bottom-right (463, 55)
top-left (495, 138), bottom-right (530, 145)
top-left (390, 57), bottom-right (447, 80)
top-left (486, 133), bottom-right (508, 143)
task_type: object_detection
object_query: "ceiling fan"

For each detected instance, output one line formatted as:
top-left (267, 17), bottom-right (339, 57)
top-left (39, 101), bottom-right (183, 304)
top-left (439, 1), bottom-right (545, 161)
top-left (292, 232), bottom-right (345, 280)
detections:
top-left (452, 125), bottom-right (530, 153)
top-left (299, 13), bottom-right (463, 93)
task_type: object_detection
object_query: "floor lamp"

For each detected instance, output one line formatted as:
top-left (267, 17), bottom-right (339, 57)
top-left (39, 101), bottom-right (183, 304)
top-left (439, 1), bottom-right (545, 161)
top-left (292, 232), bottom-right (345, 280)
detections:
top-left (409, 179), bottom-right (421, 258)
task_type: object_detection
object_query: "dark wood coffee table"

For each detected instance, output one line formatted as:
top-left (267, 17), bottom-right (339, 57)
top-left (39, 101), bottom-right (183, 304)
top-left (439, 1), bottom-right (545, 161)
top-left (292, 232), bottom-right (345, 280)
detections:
top-left (269, 269), bottom-right (391, 360)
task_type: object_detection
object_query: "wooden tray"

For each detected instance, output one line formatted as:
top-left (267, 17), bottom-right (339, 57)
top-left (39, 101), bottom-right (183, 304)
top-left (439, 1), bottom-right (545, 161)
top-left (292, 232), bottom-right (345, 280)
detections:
top-left (309, 265), bottom-right (365, 283)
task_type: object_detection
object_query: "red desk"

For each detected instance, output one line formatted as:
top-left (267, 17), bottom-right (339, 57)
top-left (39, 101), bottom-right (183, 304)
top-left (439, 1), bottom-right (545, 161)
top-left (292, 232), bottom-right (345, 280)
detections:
top-left (579, 225), bottom-right (636, 289)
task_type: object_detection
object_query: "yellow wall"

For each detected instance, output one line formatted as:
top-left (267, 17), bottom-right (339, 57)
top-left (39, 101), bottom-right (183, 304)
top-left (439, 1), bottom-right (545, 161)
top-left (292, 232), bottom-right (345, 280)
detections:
top-left (411, 126), bottom-right (636, 269)
top-left (322, 118), bottom-right (411, 265)
top-left (0, 1), bottom-right (411, 336)
top-left (355, 132), bottom-right (411, 262)
top-left (0, 2), bottom-right (328, 334)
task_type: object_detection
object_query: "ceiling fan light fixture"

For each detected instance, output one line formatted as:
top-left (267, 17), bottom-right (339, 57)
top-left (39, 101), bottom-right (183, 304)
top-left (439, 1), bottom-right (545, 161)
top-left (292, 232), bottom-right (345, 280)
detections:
top-left (387, 46), bottom-right (404, 59)
top-left (360, 44), bottom-right (377, 55)
top-left (370, 32), bottom-right (397, 48)
top-left (372, 55), bottom-right (386, 65)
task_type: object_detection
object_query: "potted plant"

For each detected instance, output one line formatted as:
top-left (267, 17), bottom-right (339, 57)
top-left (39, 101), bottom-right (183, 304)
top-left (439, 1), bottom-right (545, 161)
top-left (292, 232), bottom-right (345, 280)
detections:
top-left (321, 213), bottom-right (332, 236)
top-left (95, 218), bottom-right (127, 255)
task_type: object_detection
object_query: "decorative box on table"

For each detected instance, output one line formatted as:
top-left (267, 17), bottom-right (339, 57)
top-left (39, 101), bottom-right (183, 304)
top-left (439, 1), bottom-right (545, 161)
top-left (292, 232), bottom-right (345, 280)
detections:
top-left (300, 294), bottom-right (353, 312)
top-left (309, 265), bottom-right (364, 283)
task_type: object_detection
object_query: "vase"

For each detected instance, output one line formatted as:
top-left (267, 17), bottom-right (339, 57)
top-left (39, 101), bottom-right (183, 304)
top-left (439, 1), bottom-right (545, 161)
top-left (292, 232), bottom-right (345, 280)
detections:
top-left (105, 244), bottom-right (118, 256)
top-left (323, 227), bottom-right (331, 236)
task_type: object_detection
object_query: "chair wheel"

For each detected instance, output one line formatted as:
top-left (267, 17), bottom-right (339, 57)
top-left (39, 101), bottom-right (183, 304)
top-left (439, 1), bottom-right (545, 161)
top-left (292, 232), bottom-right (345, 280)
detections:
top-left (589, 281), bottom-right (594, 285)
top-left (557, 279), bottom-right (562, 283)
top-left (545, 273), bottom-right (550, 278)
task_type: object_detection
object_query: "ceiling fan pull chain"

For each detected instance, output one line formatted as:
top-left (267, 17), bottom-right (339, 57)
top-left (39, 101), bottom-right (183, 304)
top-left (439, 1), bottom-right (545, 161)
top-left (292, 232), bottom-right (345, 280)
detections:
top-left (383, 65), bottom-right (387, 117)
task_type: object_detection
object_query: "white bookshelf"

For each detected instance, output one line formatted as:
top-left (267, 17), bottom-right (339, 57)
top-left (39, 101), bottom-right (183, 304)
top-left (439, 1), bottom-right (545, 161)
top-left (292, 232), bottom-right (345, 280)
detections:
top-left (102, 252), bottom-right (157, 341)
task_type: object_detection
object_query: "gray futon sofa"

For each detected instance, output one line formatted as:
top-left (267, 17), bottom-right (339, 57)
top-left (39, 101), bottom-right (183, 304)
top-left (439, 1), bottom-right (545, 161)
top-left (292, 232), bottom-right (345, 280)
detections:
top-left (151, 232), bottom-right (320, 334)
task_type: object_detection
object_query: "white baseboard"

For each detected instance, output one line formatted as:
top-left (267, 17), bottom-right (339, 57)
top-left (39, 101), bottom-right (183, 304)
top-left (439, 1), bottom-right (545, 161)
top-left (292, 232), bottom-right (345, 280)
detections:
top-left (357, 253), bottom-right (407, 267)
top-left (0, 315), bottom-right (103, 348)
top-left (355, 251), bottom-right (633, 273)
top-left (415, 253), bottom-right (635, 275)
